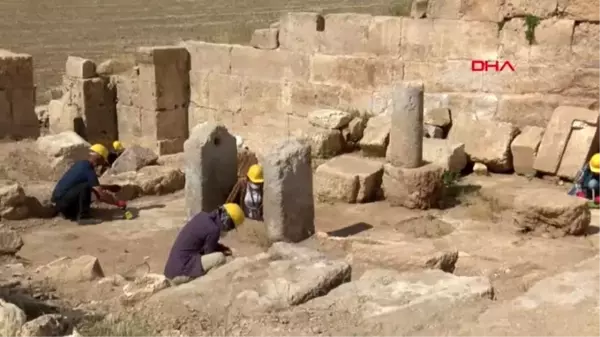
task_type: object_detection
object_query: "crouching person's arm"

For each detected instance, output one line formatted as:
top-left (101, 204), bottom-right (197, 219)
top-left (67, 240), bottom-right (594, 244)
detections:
top-left (92, 186), bottom-right (119, 206)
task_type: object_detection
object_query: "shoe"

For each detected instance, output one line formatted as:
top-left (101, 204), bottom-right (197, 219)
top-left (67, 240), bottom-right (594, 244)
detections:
top-left (76, 217), bottom-right (102, 226)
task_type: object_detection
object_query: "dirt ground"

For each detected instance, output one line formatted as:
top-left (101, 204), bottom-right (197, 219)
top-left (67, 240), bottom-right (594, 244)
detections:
top-left (0, 0), bottom-right (412, 103)
top-left (0, 139), bottom-right (598, 336)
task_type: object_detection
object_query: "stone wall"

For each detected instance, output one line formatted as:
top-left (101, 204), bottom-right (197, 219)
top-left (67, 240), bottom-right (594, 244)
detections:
top-left (185, 2), bottom-right (599, 129)
top-left (0, 50), bottom-right (39, 139)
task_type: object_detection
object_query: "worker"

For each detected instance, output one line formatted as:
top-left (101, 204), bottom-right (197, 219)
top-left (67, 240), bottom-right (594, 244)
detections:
top-left (107, 140), bottom-right (125, 167)
top-left (163, 203), bottom-right (245, 281)
top-left (241, 164), bottom-right (264, 221)
top-left (575, 153), bottom-right (600, 203)
top-left (51, 144), bottom-right (127, 225)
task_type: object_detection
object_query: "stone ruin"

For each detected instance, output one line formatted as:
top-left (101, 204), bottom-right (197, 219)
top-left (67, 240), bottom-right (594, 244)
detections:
top-left (0, 1), bottom-right (598, 228)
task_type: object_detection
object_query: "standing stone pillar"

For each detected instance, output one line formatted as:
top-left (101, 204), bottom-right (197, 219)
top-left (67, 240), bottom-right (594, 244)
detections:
top-left (383, 81), bottom-right (444, 210)
top-left (388, 81), bottom-right (424, 168)
top-left (263, 138), bottom-right (315, 243)
top-left (184, 122), bottom-right (237, 218)
top-left (0, 50), bottom-right (39, 139)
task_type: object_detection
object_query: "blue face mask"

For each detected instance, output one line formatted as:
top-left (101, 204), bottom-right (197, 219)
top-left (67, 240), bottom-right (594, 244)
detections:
top-left (218, 207), bottom-right (235, 232)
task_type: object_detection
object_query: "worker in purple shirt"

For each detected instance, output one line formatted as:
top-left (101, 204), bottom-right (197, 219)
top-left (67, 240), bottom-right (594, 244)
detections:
top-left (164, 203), bottom-right (245, 283)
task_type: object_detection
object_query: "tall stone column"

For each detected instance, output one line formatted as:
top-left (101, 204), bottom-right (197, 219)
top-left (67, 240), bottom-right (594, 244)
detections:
top-left (388, 81), bottom-right (424, 168)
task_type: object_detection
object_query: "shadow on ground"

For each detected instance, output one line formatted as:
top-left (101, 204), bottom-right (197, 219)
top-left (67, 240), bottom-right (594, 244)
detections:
top-left (93, 204), bottom-right (166, 222)
top-left (327, 222), bottom-right (373, 237)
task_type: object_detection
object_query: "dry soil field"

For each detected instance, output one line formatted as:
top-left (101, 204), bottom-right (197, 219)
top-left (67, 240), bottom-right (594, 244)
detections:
top-left (0, 0), bottom-right (411, 103)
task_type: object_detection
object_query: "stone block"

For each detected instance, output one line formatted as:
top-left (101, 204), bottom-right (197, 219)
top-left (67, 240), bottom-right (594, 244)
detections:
top-left (107, 145), bottom-right (158, 175)
top-left (240, 77), bottom-right (283, 116)
top-left (481, 65), bottom-right (577, 95)
top-left (250, 28), bottom-right (279, 50)
top-left (230, 45), bottom-right (309, 81)
top-left (100, 166), bottom-right (184, 200)
top-left (315, 155), bottom-right (383, 203)
top-left (562, 68), bottom-right (600, 98)
top-left (262, 139), bottom-right (314, 243)
top-left (411, 0), bottom-right (428, 18)
top-left (206, 73), bottom-right (242, 112)
top-left (400, 19), bottom-right (436, 61)
top-left (116, 104), bottom-right (142, 145)
top-left (0, 299), bottom-right (26, 337)
top-left (473, 162), bottom-right (489, 175)
top-left (383, 163), bottom-right (444, 209)
top-left (308, 109), bottom-right (352, 129)
top-left (345, 117), bottom-right (367, 143)
top-left (184, 122), bottom-right (237, 217)
top-left (359, 114), bottom-right (390, 157)
top-left (96, 58), bottom-right (133, 76)
top-left (513, 188), bottom-right (591, 237)
top-left (556, 120), bottom-right (598, 180)
top-left (533, 106), bottom-right (599, 175)
top-left (427, 0), bottom-right (504, 21)
top-left (319, 13), bottom-right (372, 55)
top-left (157, 138), bottom-right (185, 155)
top-left (0, 90), bottom-right (9, 133)
top-left (301, 128), bottom-right (344, 159)
top-left (424, 107), bottom-right (451, 128)
top-left (497, 18), bottom-right (530, 63)
top-left (448, 117), bottom-right (518, 172)
top-left (10, 87), bottom-right (39, 138)
top-left (559, 0), bottom-right (600, 21)
top-left (404, 61), bottom-right (482, 92)
top-left (155, 107), bottom-right (188, 140)
top-left (278, 12), bottom-right (323, 53)
top-left (65, 56), bottom-right (97, 79)
top-left (572, 23), bottom-right (599, 68)
top-left (446, 93), bottom-right (499, 121)
top-left (388, 81), bottom-right (424, 168)
top-left (529, 19), bottom-right (574, 65)
top-left (0, 49), bottom-right (34, 89)
top-left (19, 314), bottom-right (72, 337)
top-left (422, 138), bottom-right (467, 173)
top-left (503, 0), bottom-right (558, 18)
top-left (423, 125), bottom-right (443, 138)
top-left (0, 227), bottom-right (24, 254)
top-left (285, 81), bottom-right (345, 117)
top-left (181, 41), bottom-right (232, 74)
top-left (496, 94), bottom-right (597, 128)
top-left (510, 126), bottom-right (544, 176)
top-left (310, 54), bottom-right (403, 89)
top-left (431, 20), bottom-right (500, 60)
top-left (365, 16), bottom-right (403, 55)
top-left (36, 255), bottom-right (104, 283)
top-left (36, 131), bottom-right (91, 170)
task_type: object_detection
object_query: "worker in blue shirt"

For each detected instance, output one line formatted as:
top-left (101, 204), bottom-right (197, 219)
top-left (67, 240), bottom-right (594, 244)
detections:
top-left (51, 144), bottom-right (127, 225)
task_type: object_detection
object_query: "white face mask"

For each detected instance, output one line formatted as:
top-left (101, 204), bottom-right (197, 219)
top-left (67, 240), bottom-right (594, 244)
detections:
top-left (248, 182), bottom-right (261, 189)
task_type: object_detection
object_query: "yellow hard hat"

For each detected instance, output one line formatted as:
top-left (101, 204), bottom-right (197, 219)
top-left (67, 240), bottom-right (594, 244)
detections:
top-left (247, 164), bottom-right (264, 183)
top-left (113, 140), bottom-right (124, 152)
top-left (590, 153), bottom-right (600, 173)
top-left (89, 144), bottom-right (109, 161)
top-left (222, 203), bottom-right (245, 227)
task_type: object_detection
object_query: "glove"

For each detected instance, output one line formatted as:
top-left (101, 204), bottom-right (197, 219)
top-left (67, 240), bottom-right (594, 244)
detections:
top-left (115, 200), bottom-right (127, 209)
top-left (576, 191), bottom-right (585, 198)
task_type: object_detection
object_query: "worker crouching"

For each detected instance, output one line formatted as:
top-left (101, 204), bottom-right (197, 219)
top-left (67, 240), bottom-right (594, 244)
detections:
top-left (242, 164), bottom-right (264, 221)
top-left (574, 153), bottom-right (600, 203)
top-left (51, 144), bottom-right (127, 225)
top-left (107, 140), bottom-right (125, 167)
top-left (163, 203), bottom-right (245, 283)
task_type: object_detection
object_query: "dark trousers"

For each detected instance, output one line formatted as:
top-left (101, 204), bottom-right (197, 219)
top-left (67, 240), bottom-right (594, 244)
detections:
top-left (52, 183), bottom-right (93, 220)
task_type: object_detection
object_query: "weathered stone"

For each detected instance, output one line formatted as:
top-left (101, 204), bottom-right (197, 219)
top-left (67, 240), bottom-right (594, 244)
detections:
top-left (34, 105), bottom-right (49, 129)
top-left (65, 56), bottom-right (96, 79)
top-left (107, 145), bottom-right (158, 175)
top-left (301, 268), bottom-right (493, 335)
top-left (20, 314), bottom-right (72, 337)
top-left (148, 250), bottom-right (350, 315)
top-left (572, 22), bottom-right (599, 68)
top-left (359, 114), bottom-right (390, 157)
top-left (533, 106), bottom-right (599, 175)
top-left (263, 139), bottom-right (314, 243)
top-left (388, 81), bottom-right (424, 168)
top-left (423, 125), bottom-right (444, 138)
top-left (101, 166), bottom-right (185, 200)
top-left (424, 107), bottom-right (451, 128)
top-left (556, 120), bottom-right (598, 180)
top-left (317, 232), bottom-right (459, 272)
top-left (308, 109), bottom-right (353, 129)
top-left (559, 0), bottom-right (599, 21)
top-left (319, 13), bottom-right (372, 55)
top-left (310, 54), bottom-right (403, 89)
top-left (96, 58), bottom-right (133, 76)
top-left (315, 155), bottom-right (384, 203)
top-left (448, 117), bottom-right (518, 172)
top-left (184, 122), bottom-right (237, 218)
top-left (473, 162), bottom-right (489, 175)
top-left (513, 188), bottom-right (591, 237)
top-left (303, 129), bottom-right (344, 159)
top-left (345, 117), bottom-right (367, 142)
top-left (268, 242), bottom-right (326, 261)
top-left (0, 299), bottom-right (26, 337)
top-left (0, 49), bottom-right (34, 88)
top-left (36, 255), bottom-right (104, 283)
top-left (23, 183), bottom-right (56, 218)
top-left (121, 273), bottom-right (170, 304)
top-left (278, 12), bottom-right (323, 53)
top-left (511, 126), bottom-right (544, 176)
top-left (182, 41), bottom-right (232, 74)
top-left (411, 0), bottom-right (428, 18)
top-left (383, 163), bottom-right (444, 209)
top-left (250, 28), bottom-right (279, 50)
top-left (36, 131), bottom-right (91, 170)
top-left (0, 182), bottom-right (28, 220)
top-left (422, 138), bottom-right (467, 173)
top-left (230, 45), bottom-right (309, 82)
top-left (365, 16), bottom-right (403, 55)
top-left (0, 227), bottom-right (23, 254)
